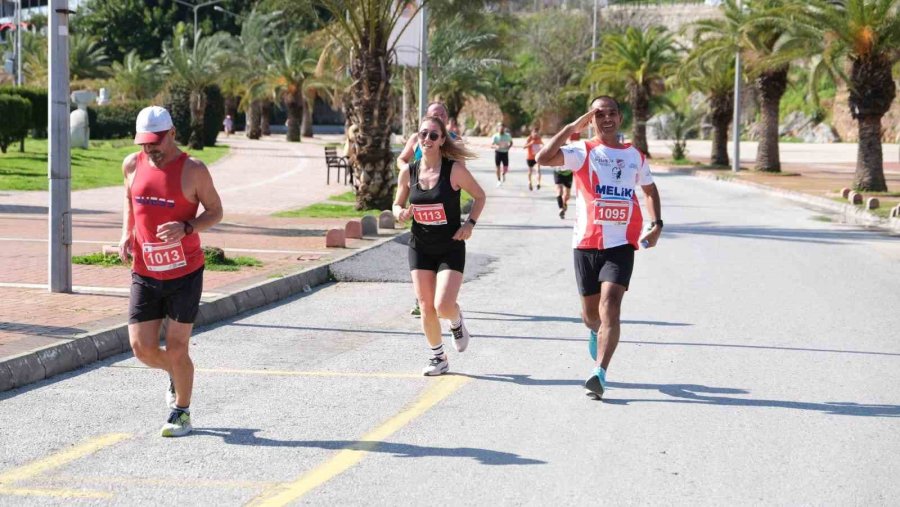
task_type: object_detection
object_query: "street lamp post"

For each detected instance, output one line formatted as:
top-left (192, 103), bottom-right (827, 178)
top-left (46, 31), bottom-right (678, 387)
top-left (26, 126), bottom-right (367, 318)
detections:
top-left (173, 0), bottom-right (225, 37)
top-left (15, 0), bottom-right (22, 86)
top-left (48, 0), bottom-right (72, 293)
top-left (732, 0), bottom-right (743, 173)
top-left (417, 2), bottom-right (428, 120)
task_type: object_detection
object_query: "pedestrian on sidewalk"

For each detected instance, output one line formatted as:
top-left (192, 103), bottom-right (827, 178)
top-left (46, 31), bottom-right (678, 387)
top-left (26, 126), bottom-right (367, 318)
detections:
top-left (492, 123), bottom-right (513, 187)
top-left (118, 106), bottom-right (224, 436)
top-left (536, 96), bottom-right (663, 400)
top-left (397, 102), bottom-right (464, 318)
top-left (524, 127), bottom-right (543, 191)
top-left (393, 115), bottom-right (486, 376)
top-left (223, 115), bottom-right (233, 137)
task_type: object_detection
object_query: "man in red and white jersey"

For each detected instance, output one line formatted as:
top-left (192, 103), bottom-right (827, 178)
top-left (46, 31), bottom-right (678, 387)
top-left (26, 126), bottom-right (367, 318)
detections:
top-left (537, 96), bottom-right (663, 400)
top-left (118, 106), bottom-right (223, 436)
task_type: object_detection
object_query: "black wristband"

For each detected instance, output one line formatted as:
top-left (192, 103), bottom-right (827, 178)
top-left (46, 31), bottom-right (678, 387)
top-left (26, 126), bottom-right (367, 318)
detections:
top-left (466, 217), bottom-right (477, 226)
top-left (183, 221), bottom-right (194, 235)
top-left (652, 219), bottom-right (663, 228)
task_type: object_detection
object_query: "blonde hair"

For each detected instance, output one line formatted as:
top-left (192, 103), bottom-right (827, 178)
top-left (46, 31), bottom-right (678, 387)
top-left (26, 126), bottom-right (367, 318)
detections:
top-left (420, 116), bottom-right (478, 161)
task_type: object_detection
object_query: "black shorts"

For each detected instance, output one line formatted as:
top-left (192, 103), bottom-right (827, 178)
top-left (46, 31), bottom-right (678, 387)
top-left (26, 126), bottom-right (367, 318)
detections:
top-left (573, 245), bottom-right (635, 296)
top-left (526, 159), bottom-right (537, 168)
top-left (494, 151), bottom-right (509, 167)
top-left (554, 171), bottom-right (573, 188)
top-left (408, 241), bottom-right (466, 273)
top-left (129, 267), bottom-right (204, 324)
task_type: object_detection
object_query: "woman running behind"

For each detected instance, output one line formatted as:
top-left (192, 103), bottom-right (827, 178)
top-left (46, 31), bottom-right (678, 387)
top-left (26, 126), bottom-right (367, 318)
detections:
top-left (393, 116), bottom-right (486, 375)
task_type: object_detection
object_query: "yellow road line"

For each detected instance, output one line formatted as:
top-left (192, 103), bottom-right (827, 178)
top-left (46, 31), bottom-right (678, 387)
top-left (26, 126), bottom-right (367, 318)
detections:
top-left (111, 365), bottom-right (422, 379)
top-left (39, 475), bottom-right (277, 490)
top-left (0, 433), bottom-right (131, 485)
top-left (247, 375), bottom-right (470, 506)
top-left (0, 487), bottom-right (112, 499)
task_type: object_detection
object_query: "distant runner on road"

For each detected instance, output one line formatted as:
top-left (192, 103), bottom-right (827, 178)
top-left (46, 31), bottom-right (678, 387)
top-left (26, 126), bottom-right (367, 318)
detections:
top-left (491, 124), bottom-right (513, 187)
top-left (536, 96), bottom-right (663, 400)
top-left (119, 106), bottom-right (224, 436)
top-left (393, 116), bottom-right (486, 376)
top-left (524, 128), bottom-right (543, 191)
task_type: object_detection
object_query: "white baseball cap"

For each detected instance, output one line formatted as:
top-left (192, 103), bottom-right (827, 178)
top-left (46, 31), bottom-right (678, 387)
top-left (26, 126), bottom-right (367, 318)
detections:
top-left (134, 106), bottom-right (174, 144)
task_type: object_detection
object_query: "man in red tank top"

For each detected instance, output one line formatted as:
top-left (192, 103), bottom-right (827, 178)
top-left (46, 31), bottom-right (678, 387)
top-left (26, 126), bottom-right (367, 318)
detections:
top-left (118, 106), bottom-right (223, 437)
top-left (537, 96), bottom-right (663, 401)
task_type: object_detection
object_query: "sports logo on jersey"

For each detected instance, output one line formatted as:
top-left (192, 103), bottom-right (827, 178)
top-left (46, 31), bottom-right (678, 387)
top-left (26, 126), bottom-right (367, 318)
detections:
top-left (135, 196), bottom-right (176, 208)
top-left (613, 159), bottom-right (625, 180)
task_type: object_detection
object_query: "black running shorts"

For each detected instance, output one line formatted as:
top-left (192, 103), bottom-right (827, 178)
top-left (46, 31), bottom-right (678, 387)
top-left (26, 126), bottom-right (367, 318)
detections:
top-left (408, 241), bottom-right (466, 273)
top-left (554, 171), bottom-right (573, 188)
top-left (129, 266), bottom-right (204, 324)
top-left (526, 159), bottom-right (537, 168)
top-left (494, 151), bottom-right (509, 167)
top-left (573, 245), bottom-right (635, 295)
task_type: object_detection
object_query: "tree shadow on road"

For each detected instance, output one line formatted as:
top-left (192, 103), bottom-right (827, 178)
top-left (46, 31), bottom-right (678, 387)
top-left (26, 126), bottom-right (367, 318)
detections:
top-left (191, 428), bottom-right (546, 465)
top-left (464, 311), bottom-right (691, 327)
top-left (603, 382), bottom-right (900, 417)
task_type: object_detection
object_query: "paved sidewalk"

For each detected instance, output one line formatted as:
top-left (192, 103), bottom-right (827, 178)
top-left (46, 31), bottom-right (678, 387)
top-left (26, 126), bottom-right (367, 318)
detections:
top-left (0, 135), bottom-right (385, 367)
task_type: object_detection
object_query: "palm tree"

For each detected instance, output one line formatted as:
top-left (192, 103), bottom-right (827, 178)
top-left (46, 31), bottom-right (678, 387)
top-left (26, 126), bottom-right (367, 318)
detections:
top-left (676, 51), bottom-right (736, 166)
top-left (315, 0), bottom-right (423, 210)
top-left (263, 35), bottom-right (319, 142)
top-left (69, 34), bottom-right (111, 80)
top-left (797, 0), bottom-right (899, 191)
top-left (428, 15), bottom-right (502, 121)
top-left (111, 50), bottom-right (161, 101)
top-left (162, 31), bottom-right (229, 149)
top-left (585, 26), bottom-right (680, 156)
top-left (691, 0), bottom-right (808, 172)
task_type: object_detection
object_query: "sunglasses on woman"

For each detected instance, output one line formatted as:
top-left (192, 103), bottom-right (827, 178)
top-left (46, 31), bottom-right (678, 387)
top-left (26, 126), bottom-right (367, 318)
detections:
top-left (418, 130), bottom-right (441, 141)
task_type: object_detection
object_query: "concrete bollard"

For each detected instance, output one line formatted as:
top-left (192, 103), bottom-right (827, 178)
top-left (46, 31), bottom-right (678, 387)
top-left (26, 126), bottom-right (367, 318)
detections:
top-left (840, 188), bottom-right (851, 199)
top-left (361, 215), bottom-right (378, 236)
top-left (345, 219), bottom-right (363, 239)
top-left (325, 228), bottom-right (346, 248)
top-left (866, 197), bottom-right (880, 210)
top-left (891, 205), bottom-right (900, 218)
top-left (378, 210), bottom-right (395, 230)
top-left (848, 191), bottom-right (863, 205)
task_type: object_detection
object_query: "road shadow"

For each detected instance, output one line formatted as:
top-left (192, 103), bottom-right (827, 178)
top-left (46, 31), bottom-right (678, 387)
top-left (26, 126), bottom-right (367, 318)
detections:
top-left (454, 373), bottom-right (582, 387)
top-left (475, 224), bottom-right (571, 231)
top-left (0, 322), bottom-right (86, 337)
top-left (465, 311), bottom-right (691, 327)
top-left (0, 205), bottom-right (108, 215)
top-left (604, 381), bottom-right (900, 417)
top-left (665, 221), bottom-right (893, 245)
top-left (192, 428), bottom-right (546, 465)
top-left (212, 221), bottom-right (328, 238)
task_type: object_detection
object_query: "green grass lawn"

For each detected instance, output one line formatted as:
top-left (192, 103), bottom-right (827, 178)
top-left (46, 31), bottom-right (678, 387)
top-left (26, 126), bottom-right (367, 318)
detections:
top-left (278, 189), bottom-right (474, 219)
top-left (72, 250), bottom-right (261, 272)
top-left (0, 138), bottom-right (229, 191)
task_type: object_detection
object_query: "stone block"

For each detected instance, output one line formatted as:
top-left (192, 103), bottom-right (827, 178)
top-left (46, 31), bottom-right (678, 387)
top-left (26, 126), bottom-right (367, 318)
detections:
top-left (345, 219), bottom-right (363, 239)
top-left (37, 342), bottom-right (85, 378)
top-left (840, 188), bottom-right (851, 199)
top-left (92, 329), bottom-right (125, 360)
top-left (361, 215), bottom-right (378, 236)
top-left (866, 197), bottom-right (879, 210)
top-left (7, 354), bottom-right (45, 387)
top-left (891, 205), bottom-right (900, 218)
top-left (848, 191), bottom-right (862, 205)
top-left (0, 364), bottom-right (14, 392)
top-left (378, 210), bottom-right (395, 230)
top-left (326, 228), bottom-right (346, 248)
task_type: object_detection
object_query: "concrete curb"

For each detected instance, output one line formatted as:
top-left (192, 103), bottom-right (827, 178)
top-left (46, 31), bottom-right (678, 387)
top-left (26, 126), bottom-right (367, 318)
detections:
top-left (655, 166), bottom-right (900, 234)
top-left (0, 231), bottom-right (410, 394)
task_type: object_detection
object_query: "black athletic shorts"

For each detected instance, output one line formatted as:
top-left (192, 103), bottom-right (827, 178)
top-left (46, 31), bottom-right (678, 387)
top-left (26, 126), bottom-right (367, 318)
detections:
top-left (573, 245), bottom-right (635, 295)
top-left (554, 171), bottom-right (573, 188)
top-left (408, 241), bottom-right (466, 273)
top-left (526, 159), bottom-right (537, 168)
top-left (129, 266), bottom-right (204, 324)
top-left (494, 151), bottom-right (509, 167)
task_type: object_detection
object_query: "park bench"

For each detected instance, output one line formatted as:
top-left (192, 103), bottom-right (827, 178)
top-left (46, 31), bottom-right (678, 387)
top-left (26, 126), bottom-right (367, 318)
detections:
top-left (324, 147), bottom-right (352, 185)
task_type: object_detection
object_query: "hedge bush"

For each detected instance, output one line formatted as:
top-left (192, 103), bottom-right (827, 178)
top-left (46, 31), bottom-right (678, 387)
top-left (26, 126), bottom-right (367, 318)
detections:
top-left (89, 101), bottom-right (151, 139)
top-left (0, 95), bottom-right (32, 153)
top-left (165, 83), bottom-right (223, 148)
top-left (0, 85), bottom-right (48, 137)
top-left (204, 85), bottom-right (225, 147)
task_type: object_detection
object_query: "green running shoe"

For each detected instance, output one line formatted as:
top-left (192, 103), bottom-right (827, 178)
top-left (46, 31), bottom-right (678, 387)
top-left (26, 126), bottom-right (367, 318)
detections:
top-left (584, 366), bottom-right (607, 400)
top-left (410, 300), bottom-right (421, 317)
top-left (160, 409), bottom-right (192, 437)
top-left (588, 330), bottom-right (597, 360)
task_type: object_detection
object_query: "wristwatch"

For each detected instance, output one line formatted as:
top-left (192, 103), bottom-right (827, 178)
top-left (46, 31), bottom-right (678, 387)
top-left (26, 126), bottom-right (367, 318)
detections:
top-left (183, 221), bottom-right (194, 235)
top-left (652, 219), bottom-right (664, 228)
top-left (466, 217), bottom-right (477, 226)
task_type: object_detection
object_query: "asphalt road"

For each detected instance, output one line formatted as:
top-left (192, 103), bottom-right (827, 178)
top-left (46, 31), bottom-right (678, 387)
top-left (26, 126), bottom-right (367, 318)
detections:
top-left (2, 147), bottom-right (899, 506)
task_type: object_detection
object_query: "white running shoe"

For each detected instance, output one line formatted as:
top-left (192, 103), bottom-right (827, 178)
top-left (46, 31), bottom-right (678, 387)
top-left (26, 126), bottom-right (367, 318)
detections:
top-left (165, 378), bottom-right (176, 409)
top-left (422, 355), bottom-right (449, 376)
top-left (450, 312), bottom-right (471, 352)
top-left (160, 409), bottom-right (192, 437)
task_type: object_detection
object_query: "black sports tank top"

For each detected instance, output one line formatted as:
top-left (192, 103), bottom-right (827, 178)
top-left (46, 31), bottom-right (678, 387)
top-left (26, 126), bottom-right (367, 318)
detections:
top-left (409, 157), bottom-right (461, 248)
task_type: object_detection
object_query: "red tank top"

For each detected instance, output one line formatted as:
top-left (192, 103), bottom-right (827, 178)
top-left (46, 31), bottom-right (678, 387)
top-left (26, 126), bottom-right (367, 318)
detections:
top-left (130, 151), bottom-right (204, 280)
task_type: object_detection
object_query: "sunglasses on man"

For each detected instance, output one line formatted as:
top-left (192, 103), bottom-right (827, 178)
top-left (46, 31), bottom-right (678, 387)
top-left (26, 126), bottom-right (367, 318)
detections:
top-left (418, 130), bottom-right (441, 142)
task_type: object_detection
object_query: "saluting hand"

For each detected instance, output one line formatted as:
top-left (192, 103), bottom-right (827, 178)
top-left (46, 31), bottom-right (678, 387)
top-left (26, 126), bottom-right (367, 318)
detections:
top-left (570, 107), bottom-right (599, 134)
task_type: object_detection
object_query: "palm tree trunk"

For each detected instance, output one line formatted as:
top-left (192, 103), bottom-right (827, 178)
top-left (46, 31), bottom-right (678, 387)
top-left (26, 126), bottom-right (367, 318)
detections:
top-left (188, 89), bottom-right (206, 150)
top-left (855, 115), bottom-right (887, 191)
top-left (247, 99), bottom-right (262, 140)
top-left (260, 100), bottom-right (272, 136)
top-left (754, 68), bottom-right (787, 172)
top-left (301, 92), bottom-right (314, 138)
top-left (710, 91), bottom-right (733, 166)
top-left (349, 44), bottom-right (396, 210)
top-left (285, 92), bottom-right (302, 142)
top-left (630, 86), bottom-right (651, 157)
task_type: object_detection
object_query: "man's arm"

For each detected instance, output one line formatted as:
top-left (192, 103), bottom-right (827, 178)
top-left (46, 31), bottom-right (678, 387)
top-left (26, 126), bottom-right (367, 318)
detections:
top-left (535, 107), bottom-right (596, 167)
top-left (639, 183), bottom-right (663, 248)
top-left (156, 158), bottom-right (224, 243)
top-left (396, 133), bottom-right (418, 172)
top-left (118, 153), bottom-right (138, 262)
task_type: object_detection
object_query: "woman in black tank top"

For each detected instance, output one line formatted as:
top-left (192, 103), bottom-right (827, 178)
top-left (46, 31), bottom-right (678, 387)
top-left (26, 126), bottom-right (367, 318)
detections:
top-left (392, 116), bottom-right (486, 376)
